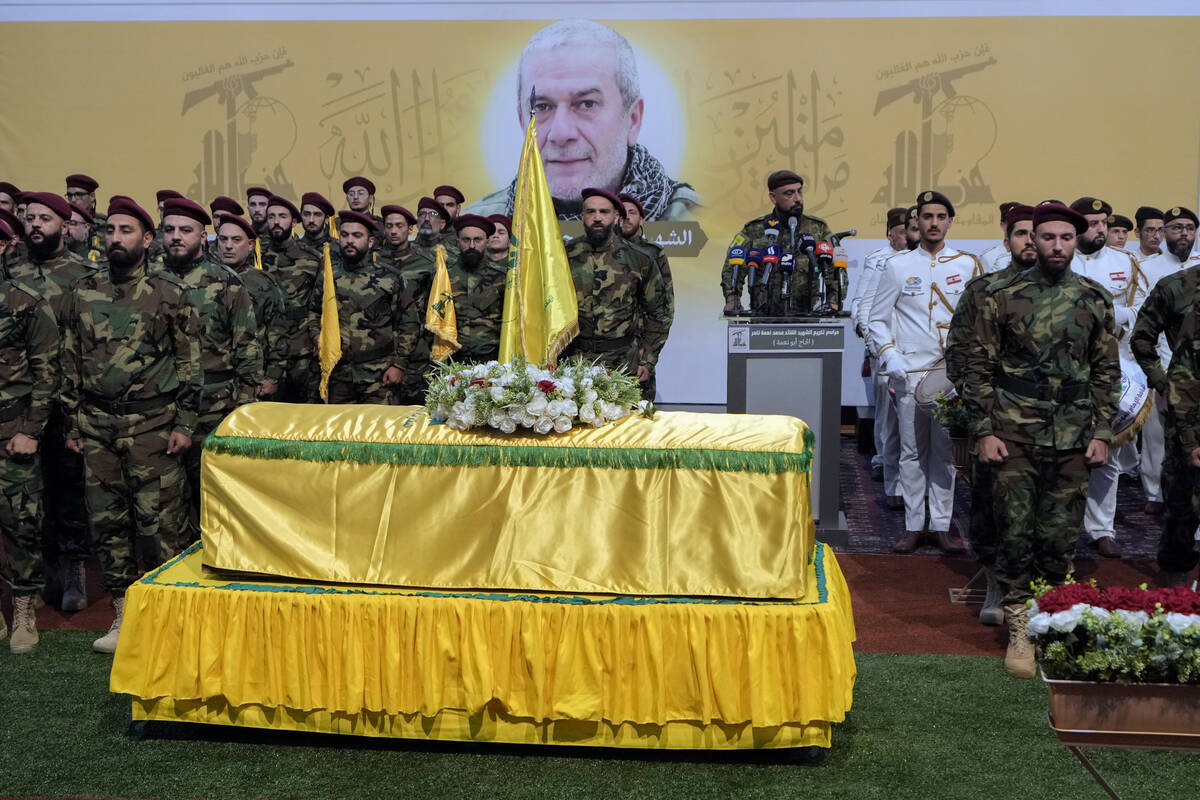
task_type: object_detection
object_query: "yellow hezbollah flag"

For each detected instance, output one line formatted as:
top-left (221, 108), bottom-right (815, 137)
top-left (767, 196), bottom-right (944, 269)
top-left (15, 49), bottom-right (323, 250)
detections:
top-left (498, 116), bottom-right (577, 365)
top-left (426, 245), bottom-right (460, 362)
top-left (253, 238), bottom-right (262, 270)
top-left (317, 242), bottom-right (341, 401)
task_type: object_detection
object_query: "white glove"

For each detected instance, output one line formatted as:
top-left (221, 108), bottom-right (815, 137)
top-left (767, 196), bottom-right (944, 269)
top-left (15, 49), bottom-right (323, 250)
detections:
top-left (885, 351), bottom-right (909, 381)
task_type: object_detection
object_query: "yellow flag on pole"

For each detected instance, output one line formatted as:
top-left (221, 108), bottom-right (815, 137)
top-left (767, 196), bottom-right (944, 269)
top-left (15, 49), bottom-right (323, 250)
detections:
top-left (425, 245), bottom-right (460, 362)
top-left (317, 242), bottom-right (341, 401)
top-left (253, 237), bottom-right (262, 270)
top-left (498, 115), bottom-right (577, 366)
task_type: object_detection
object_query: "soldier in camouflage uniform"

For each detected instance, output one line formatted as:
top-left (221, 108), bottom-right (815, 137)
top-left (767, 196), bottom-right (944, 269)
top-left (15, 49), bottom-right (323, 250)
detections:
top-left (379, 205), bottom-right (436, 403)
top-left (442, 215), bottom-right (509, 363)
top-left (65, 206), bottom-right (103, 262)
top-left (561, 188), bottom-right (672, 377)
top-left (945, 204), bottom-right (1035, 627)
top-left (0, 182), bottom-right (19, 215)
top-left (298, 191), bottom-right (339, 260)
top-left (413, 197), bottom-right (458, 262)
top-left (309, 210), bottom-right (420, 404)
top-left (246, 186), bottom-right (272, 238)
top-left (261, 195), bottom-right (320, 403)
top-left (0, 216), bottom-right (59, 653)
top-left (618, 194), bottom-right (675, 401)
top-left (0, 208), bottom-right (28, 271)
top-left (961, 203), bottom-right (1119, 678)
top-left (342, 177), bottom-right (384, 245)
top-left (1162, 299), bottom-right (1200, 586)
top-left (205, 196), bottom-right (245, 262)
top-left (65, 174), bottom-right (107, 256)
top-left (61, 198), bottom-right (203, 654)
top-left (434, 184), bottom-right (467, 251)
top-left (11, 193), bottom-right (99, 612)
top-left (147, 190), bottom-right (184, 265)
top-left (720, 170), bottom-right (838, 316)
top-left (216, 215), bottom-right (288, 399)
top-left (160, 198), bottom-right (262, 530)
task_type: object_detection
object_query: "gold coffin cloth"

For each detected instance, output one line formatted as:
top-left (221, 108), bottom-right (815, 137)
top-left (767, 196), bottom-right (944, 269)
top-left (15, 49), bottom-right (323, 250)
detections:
top-left (112, 542), bottom-right (856, 749)
top-left (200, 404), bottom-right (816, 599)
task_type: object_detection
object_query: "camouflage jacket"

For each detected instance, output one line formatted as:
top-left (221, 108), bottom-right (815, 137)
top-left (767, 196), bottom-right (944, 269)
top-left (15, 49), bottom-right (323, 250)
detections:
top-left (1168, 301), bottom-right (1200, 452)
top-left (1131, 263), bottom-right (1200, 395)
top-left (67, 236), bottom-right (103, 263)
top-left (963, 263), bottom-right (1119, 449)
top-left (308, 253), bottom-right (420, 375)
top-left (5, 247), bottom-right (97, 330)
top-left (61, 260), bottom-right (203, 439)
top-left (260, 236), bottom-right (320, 360)
top-left (147, 224), bottom-right (166, 265)
top-left (0, 280), bottom-right (60, 440)
top-left (87, 211), bottom-right (108, 255)
top-left (623, 228), bottom-right (676, 369)
top-left (298, 229), bottom-right (339, 261)
top-left (164, 254), bottom-right (262, 407)
top-left (562, 233), bottom-right (671, 374)
top-left (945, 261), bottom-right (1024, 392)
top-left (444, 254), bottom-right (508, 363)
top-left (230, 255), bottom-right (289, 383)
top-left (381, 245), bottom-right (437, 396)
top-left (719, 210), bottom-right (836, 307)
top-left (414, 231), bottom-right (459, 263)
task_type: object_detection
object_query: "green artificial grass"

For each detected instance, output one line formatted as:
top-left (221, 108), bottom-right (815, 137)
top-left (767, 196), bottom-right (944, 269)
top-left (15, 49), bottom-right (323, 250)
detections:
top-left (1, 634), bottom-right (1197, 799)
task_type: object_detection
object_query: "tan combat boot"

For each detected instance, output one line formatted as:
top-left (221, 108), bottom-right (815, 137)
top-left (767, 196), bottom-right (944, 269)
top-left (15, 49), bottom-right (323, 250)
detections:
top-left (93, 596), bottom-right (125, 654)
top-left (10, 593), bottom-right (39, 654)
top-left (1004, 602), bottom-right (1036, 678)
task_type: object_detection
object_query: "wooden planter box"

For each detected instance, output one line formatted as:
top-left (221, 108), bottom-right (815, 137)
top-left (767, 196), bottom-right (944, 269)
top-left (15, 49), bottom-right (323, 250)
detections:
top-left (1044, 673), bottom-right (1200, 751)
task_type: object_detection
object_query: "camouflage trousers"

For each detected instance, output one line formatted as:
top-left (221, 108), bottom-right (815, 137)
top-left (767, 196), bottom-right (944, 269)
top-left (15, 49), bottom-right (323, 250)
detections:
top-left (0, 451), bottom-right (43, 594)
top-left (969, 458), bottom-right (998, 568)
top-left (1158, 416), bottom-right (1200, 573)
top-left (326, 360), bottom-right (396, 405)
top-left (396, 331), bottom-right (433, 405)
top-left (279, 356), bottom-right (315, 404)
top-left (183, 387), bottom-right (238, 535)
top-left (41, 405), bottom-right (89, 562)
top-left (83, 425), bottom-right (189, 595)
top-left (992, 441), bottom-right (1089, 603)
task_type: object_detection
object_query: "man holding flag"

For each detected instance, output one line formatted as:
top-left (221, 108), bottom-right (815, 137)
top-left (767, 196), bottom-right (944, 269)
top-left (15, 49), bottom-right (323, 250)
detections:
top-left (425, 215), bottom-right (509, 365)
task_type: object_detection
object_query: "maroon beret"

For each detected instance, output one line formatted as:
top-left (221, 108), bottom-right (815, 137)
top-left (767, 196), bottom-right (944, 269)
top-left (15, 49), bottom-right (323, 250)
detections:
top-left (432, 184), bottom-right (465, 204)
top-left (266, 195), bottom-right (301, 220)
top-left (162, 197), bottom-right (212, 227)
top-left (65, 174), bottom-right (99, 192)
top-left (0, 182), bottom-right (20, 199)
top-left (617, 193), bottom-right (645, 219)
top-left (1033, 203), bottom-right (1087, 234)
top-left (209, 195), bottom-right (244, 216)
top-left (0, 208), bottom-right (23, 238)
top-left (13, 192), bottom-right (32, 205)
top-left (72, 205), bottom-right (95, 225)
top-left (1135, 206), bottom-right (1164, 226)
top-left (301, 191), bottom-right (335, 217)
top-left (380, 205), bottom-right (417, 226)
top-left (342, 176), bottom-right (376, 195)
top-left (107, 198), bottom-right (155, 232)
top-left (1069, 196), bottom-right (1112, 218)
top-left (417, 196), bottom-right (451, 223)
top-left (766, 170), bottom-right (804, 191)
top-left (217, 214), bottom-right (257, 240)
top-left (337, 209), bottom-right (377, 233)
top-left (916, 190), bottom-right (956, 218)
top-left (885, 207), bottom-right (908, 230)
top-left (156, 189), bottom-right (185, 204)
top-left (998, 201), bottom-right (1021, 222)
top-left (1164, 206), bottom-right (1199, 226)
top-left (452, 214), bottom-right (495, 237)
top-left (1108, 214), bottom-right (1134, 232)
top-left (1004, 204), bottom-right (1035, 234)
top-left (581, 187), bottom-right (626, 218)
top-left (0, 219), bottom-right (12, 240)
top-left (24, 191), bottom-right (74, 221)
top-left (245, 186), bottom-right (272, 201)
top-left (487, 214), bottom-right (512, 233)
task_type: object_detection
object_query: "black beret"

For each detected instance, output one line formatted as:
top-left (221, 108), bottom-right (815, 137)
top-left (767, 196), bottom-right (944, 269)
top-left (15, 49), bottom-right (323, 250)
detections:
top-left (380, 205), bottom-right (417, 226)
top-left (916, 190), bottom-right (955, 218)
top-left (885, 207), bottom-right (908, 230)
top-left (998, 201), bottom-right (1021, 222)
top-left (342, 176), bottom-right (376, 195)
top-left (1107, 214), bottom-right (1134, 232)
top-left (1069, 196), bottom-right (1112, 217)
top-left (1164, 206), bottom-right (1199, 226)
top-left (217, 215), bottom-right (257, 240)
top-left (65, 173), bottom-right (99, 192)
top-left (161, 197), bottom-right (212, 227)
top-left (766, 170), bottom-right (804, 191)
top-left (581, 187), bottom-right (626, 218)
top-left (1135, 206), bottom-right (1164, 226)
top-left (452, 214), bottom-right (496, 237)
top-left (1033, 203), bottom-right (1087, 235)
top-left (906, 205), bottom-right (918, 220)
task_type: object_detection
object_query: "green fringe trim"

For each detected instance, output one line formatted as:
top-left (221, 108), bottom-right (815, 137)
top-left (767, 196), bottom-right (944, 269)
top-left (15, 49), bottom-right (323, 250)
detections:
top-left (203, 431), bottom-right (814, 475)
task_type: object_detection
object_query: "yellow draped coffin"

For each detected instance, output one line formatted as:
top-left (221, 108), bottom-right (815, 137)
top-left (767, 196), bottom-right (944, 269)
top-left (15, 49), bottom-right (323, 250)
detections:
top-left (200, 404), bottom-right (816, 599)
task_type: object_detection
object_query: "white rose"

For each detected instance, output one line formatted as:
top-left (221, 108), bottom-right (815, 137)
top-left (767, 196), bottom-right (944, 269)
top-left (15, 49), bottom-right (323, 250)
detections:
top-left (490, 386), bottom-right (506, 402)
top-left (1049, 608), bottom-right (1082, 633)
top-left (526, 394), bottom-right (548, 415)
top-left (1166, 612), bottom-right (1200, 634)
top-left (1027, 613), bottom-right (1051, 637)
top-left (498, 418), bottom-right (517, 434)
top-left (579, 404), bottom-right (597, 422)
top-left (546, 399), bottom-right (564, 417)
top-left (1115, 609), bottom-right (1150, 626)
top-left (553, 415), bottom-right (572, 433)
top-left (580, 377), bottom-right (594, 389)
top-left (534, 416), bottom-right (555, 434)
top-left (561, 400), bottom-right (579, 417)
top-left (559, 380), bottom-right (576, 398)
top-left (488, 410), bottom-right (506, 428)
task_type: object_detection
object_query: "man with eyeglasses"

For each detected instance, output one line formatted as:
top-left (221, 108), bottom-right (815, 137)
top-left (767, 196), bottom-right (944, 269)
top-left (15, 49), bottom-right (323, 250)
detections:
top-left (65, 175), bottom-right (106, 254)
top-left (412, 197), bottom-right (457, 261)
top-left (1133, 206), bottom-right (1165, 263)
top-left (341, 177), bottom-right (383, 241)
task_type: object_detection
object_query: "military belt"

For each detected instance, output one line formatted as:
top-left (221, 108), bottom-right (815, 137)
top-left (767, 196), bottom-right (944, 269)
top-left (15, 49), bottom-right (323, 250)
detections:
top-left (572, 336), bottom-right (635, 354)
top-left (84, 392), bottom-right (174, 416)
top-left (203, 369), bottom-right (237, 386)
top-left (998, 374), bottom-right (1088, 403)
top-left (344, 343), bottom-right (395, 364)
top-left (281, 306), bottom-right (308, 321)
top-left (0, 394), bottom-right (31, 423)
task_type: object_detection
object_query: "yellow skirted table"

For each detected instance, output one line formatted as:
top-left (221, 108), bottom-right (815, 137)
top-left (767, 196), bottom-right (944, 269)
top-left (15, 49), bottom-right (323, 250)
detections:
top-left (201, 404), bottom-right (817, 599)
top-left (111, 541), bottom-right (856, 749)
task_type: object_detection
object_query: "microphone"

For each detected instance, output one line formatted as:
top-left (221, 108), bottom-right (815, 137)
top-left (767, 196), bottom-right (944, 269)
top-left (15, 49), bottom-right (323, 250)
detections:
top-left (745, 247), bottom-right (762, 288)
top-left (815, 240), bottom-right (835, 269)
top-left (788, 214), bottom-right (799, 248)
top-left (829, 229), bottom-right (857, 246)
top-left (727, 244), bottom-right (746, 293)
top-left (761, 245), bottom-right (780, 285)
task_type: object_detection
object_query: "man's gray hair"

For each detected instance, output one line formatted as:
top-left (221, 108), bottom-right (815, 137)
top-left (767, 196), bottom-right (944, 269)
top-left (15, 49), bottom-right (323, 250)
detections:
top-left (517, 20), bottom-right (641, 115)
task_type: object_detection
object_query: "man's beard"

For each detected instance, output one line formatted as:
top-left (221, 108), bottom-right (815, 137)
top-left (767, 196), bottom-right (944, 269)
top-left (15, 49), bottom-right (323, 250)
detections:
top-left (303, 222), bottom-right (324, 237)
top-left (1077, 233), bottom-right (1103, 255)
top-left (269, 225), bottom-right (291, 245)
top-left (777, 203), bottom-right (803, 220)
top-left (1168, 237), bottom-right (1195, 261)
top-left (164, 241), bottom-right (202, 268)
top-left (107, 242), bottom-right (144, 271)
top-left (905, 235), bottom-right (920, 250)
top-left (585, 222), bottom-right (613, 246)
top-left (342, 245), bottom-right (367, 266)
top-left (460, 248), bottom-right (484, 270)
top-left (28, 229), bottom-right (63, 258)
top-left (1012, 248), bottom-right (1038, 269)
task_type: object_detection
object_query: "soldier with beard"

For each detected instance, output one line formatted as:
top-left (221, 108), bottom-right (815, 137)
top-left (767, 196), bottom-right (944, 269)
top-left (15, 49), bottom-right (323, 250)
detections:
top-left (261, 195), bottom-right (320, 403)
top-left (562, 188), bottom-right (671, 380)
top-left (62, 198), bottom-right (202, 654)
top-left (378, 205), bottom-right (436, 403)
top-left (0, 216), bottom-right (59, 653)
top-left (0, 182), bottom-right (18, 215)
top-left (413, 196), bottom-right (456, 261)
top-left (160, 198), bottom-right (261, 529)
top-left (946, 204), bottom-right (1037, 625)
top-left (64, 174), bottom-right (106, 254)
top-left (245, 187), bottom-right (272, 237)
top-left (445, 215), bottom-right (508, 363)
top-left (148, 190), bottom-right (184, 265)
top-left (720, 171), bottom-right (836, 316)
top-left (65, 206), bottom-right (102, 262)
top-left (308, 210), bottom-right (419, 404)
top-left (215, 215), bottom-right (287, 399)
top-left (0, 207), bottom-right (28, 269)
top-left (298, 191), bottom-right (338, 259)
top-left (434, 185), bottom-right (465, 249)
top-left (11, 193), bottom-right (97, 612)
top-left (617, 193), bottom-right (674, 401)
